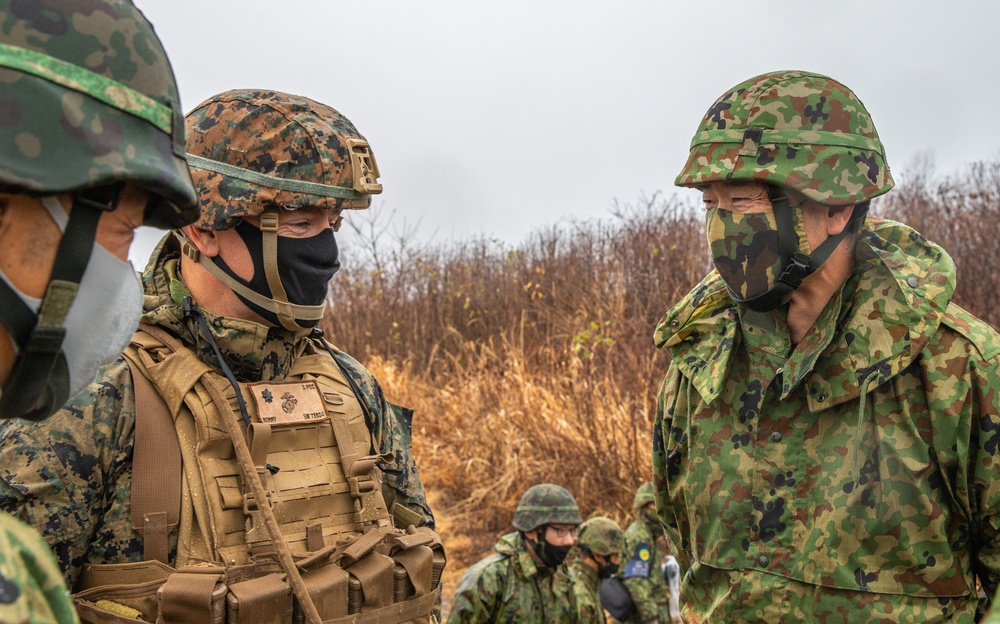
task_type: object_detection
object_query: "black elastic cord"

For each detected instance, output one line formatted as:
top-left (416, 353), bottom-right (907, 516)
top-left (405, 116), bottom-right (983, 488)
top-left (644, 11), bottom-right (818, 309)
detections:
top-left (184, 297), bottom-right (252, 429)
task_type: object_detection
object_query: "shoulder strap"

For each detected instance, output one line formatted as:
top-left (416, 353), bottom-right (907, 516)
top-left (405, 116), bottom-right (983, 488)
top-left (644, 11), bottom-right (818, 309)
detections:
top-left (124, 329), bottom-right (182, 565)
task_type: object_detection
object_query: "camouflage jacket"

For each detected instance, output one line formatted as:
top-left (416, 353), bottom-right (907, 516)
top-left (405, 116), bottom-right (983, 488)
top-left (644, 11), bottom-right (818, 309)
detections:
top-left (985, 587), bottom-right (1000, 624)
top-left (651, 219), bottom-right (1000, 623)
top-left (568, 557), bottom-right (604, 624)
top-left (0, 235), bottom-right (434, 589)
top-left (0, 511), bottom-right (78, 624)
top-left (620, 516), bottom-right (670, 623)
top-left (448, 532), bottom-right (577, 623)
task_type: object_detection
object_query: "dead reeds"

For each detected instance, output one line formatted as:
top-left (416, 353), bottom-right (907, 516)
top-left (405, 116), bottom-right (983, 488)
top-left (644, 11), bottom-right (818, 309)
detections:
top-left (324, 157), bottom-right (1000, 595)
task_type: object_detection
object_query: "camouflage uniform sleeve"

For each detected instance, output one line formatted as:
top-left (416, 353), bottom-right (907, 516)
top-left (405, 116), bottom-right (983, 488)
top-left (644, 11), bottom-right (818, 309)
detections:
top-left (969, 339), bottom-right (1000, 596)
top-left (0, 511), bottom-right (79, 624)
top-left (621, 523), bottom-right (661, 624)
top-left (446, 557), bottom-right (505, 624)
top-left (332, 350), bottom-right (435, 529)
top-left (0, 356), bottom-right (135, 589)
top-left (651, 362), bottom-right (687, 572)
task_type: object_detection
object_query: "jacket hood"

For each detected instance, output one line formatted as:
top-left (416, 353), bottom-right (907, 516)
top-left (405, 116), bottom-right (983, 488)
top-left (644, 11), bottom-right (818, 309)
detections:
top-left (654, 218), bottom-right (956, 410)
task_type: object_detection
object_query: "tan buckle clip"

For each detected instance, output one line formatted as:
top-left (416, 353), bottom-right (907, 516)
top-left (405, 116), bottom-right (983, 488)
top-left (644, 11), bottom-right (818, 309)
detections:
top-left (345, 138), bottom-right (383, 195)
top-left (259, 211), bottom-right (279, 232)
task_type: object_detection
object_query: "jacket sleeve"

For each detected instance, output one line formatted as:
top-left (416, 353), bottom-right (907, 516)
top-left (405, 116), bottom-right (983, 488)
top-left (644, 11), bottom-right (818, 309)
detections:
top-left (446, 561), bottom-right (502, 624)
top-left (332, 350), bottom-right (435, 530)
top-left (0, 356), bottom-right (135, 590)
top-left (968, 337), bottom-right (1000, 597)
top-left (651, 362), bottom-right (689, 573)
top-left (621, 524), bottom-right (662, 624)
top-left (0, 512), bottom-right (80, 624)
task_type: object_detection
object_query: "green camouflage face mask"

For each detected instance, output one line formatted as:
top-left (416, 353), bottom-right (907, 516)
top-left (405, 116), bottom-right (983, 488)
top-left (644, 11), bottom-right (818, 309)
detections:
top-left (706, 203), bottom-right (810, 311)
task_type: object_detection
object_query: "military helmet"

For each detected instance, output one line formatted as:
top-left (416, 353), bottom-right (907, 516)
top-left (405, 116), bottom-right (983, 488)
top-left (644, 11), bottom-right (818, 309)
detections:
top-left (0, 0), bottom-right (198, 228)
top-left (675, 70), bottom-right (893, 207)
top-left (633, 482), bottom-right (655, 509)
top-left (184, 89), bottom-right (382, 231)
top-left (512, 484), bottom-right (583, 532)
top-left (576, 516), bottom-right (625, 557)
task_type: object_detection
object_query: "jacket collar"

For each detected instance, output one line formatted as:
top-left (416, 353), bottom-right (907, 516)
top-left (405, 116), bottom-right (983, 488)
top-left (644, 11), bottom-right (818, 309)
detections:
top-left (654, 219), bottom-right (955, 410)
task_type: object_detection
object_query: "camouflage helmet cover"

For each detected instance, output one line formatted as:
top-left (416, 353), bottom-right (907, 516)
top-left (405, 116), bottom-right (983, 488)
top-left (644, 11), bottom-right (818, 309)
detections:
top-left (675, 70), bottom-right (894, 206)
top-left (576, 516), bottom-right (625, 557)
top-left (633, 482), bottom-right (655, 509)
top-left (512, 483), bottom-right (583, 532)
top-left (185, 89), bottom-right (382, 231)
top-left (0, 0), bottom-right (198, 228)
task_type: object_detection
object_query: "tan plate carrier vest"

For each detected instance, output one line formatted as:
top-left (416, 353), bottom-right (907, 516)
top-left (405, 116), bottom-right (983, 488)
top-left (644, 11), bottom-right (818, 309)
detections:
top-left (72, 324), bottom-right (444, 624)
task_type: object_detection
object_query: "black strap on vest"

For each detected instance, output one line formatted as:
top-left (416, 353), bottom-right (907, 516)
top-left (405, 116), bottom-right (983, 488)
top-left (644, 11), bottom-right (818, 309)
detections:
top-left (0, 185), bottom-right (123, 420)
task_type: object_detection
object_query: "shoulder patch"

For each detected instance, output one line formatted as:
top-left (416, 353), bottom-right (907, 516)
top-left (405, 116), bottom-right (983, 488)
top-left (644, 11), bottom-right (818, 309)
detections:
top-left (942, 303), bottom-right (1000, 361)
top-left (623, 540), bottom-right (651, 579)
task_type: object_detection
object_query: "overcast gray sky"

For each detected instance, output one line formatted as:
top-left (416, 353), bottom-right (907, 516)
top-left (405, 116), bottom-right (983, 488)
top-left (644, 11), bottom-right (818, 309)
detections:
top-left (130, 1), bottom-right (1000, 265)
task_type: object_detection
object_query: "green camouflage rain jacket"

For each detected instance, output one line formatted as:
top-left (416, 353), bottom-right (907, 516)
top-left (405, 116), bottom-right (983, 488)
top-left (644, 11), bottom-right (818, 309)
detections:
top-left (620, 515), bottom-right (670, 623)
top-left (0, 511), bottom-right (77, 623)
top-left (0, 234), bottom-right (434, 589)
top-left (985, 587), bottom-right (1000, 624)
top-left (448, 532), bottom-right (577, 623)
top-left (568, 557), bottom-right (604, 624)
top-left (652, 218), bottom-right (1000, 623)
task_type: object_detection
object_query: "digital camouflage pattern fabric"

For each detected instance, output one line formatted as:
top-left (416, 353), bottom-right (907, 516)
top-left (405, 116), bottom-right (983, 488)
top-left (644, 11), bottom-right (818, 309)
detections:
top-left (632, 482), bottom-right (655, 510)
top-left (675, 70), bottom-right (893, 208)
top-left (571, 516), bottom-right (625, 624)
top-left (448, 531), bottom-right (577, 623)
top-left (568, 556), bottom-right (604, 624)
top-left (511, 483), bottom-right (583, 532)
top-left (0, 234), bottom-right (434, 587)
top-left (577, 516), bottom-right (625, 557)
top-left (0, 511), bottom-right (78, 624)
top-left (651, 218), bottom-right (1000, 622)
top-left (620, 509), bottom-right (670, 623)
top-left (185, 90), bottom-right (380, 231)
top-left (0, 0), bottom-right (197, 228)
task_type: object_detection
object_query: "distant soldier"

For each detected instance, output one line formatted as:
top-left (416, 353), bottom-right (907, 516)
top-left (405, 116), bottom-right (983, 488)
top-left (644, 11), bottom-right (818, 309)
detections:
top-left (0, 0), bottom-right (197, 620)
top-left (619, 483), bottom-right (671, 623)
top-left (570, 516), bottom-right (625, 624)
top-left (449, 483), bottom-right (582, 623)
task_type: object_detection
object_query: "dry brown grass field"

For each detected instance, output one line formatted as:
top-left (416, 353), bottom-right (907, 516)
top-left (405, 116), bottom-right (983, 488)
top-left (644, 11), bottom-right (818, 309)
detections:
top-left (324, 157), bottom-right (1000, 603)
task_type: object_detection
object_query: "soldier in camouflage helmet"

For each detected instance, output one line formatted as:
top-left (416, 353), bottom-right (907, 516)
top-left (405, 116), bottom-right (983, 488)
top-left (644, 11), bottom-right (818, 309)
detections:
top-left (0, 0), bottom-right (197, 621)
top-left (617, 482), bottom-right (671, 623)
top-left (652, 70), bottom-right (1000, 622)
top-left (570, 516), bottom-right (625, 624)
top-left (0, 90), bottom-right (442, 623)
top-left (449, 483), bottom-right (583, 622)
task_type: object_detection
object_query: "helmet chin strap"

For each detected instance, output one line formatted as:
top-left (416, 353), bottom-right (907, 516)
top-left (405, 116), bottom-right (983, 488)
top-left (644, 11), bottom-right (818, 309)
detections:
top-left (176, 216), bottom-right (326, 332)
top-left (0, 185), bottom-right (124, 420)
top-left (736, 185), bottom-right (865, 313)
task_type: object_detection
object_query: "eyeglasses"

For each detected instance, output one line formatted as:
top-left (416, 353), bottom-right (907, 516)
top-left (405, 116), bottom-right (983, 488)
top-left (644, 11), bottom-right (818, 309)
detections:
top-left (546, 525), bottom-right (576, 539)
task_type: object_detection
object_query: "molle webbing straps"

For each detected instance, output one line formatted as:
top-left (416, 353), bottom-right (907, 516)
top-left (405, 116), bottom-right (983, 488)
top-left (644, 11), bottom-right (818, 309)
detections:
top-left (125, 349), bottom-right (181, 565)
top-left (157, 571), bottom-right (225, 624)
top-left (196, 368), bottom-right (324, 624)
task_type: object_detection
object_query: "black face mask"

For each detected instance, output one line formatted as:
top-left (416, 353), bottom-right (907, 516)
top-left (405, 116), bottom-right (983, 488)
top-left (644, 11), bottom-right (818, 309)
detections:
top-left (525, 531), bottom-right (572, 568)
top-left (597, 559), bottom-right (620, 579)
top-left (214, 219), bottom-right (340, 328)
